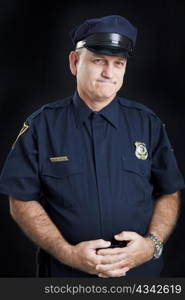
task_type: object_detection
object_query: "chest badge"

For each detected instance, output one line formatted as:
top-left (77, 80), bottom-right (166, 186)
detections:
top-left (134, 142), bottom-right (148, 160)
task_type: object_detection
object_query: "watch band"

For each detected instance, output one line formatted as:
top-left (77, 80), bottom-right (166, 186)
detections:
top-left (147, 233), bottom-right (163, 246)
top-left (146, 233), bottom-right (163, 259)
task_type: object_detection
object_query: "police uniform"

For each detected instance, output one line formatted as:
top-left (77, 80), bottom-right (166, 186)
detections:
top-left (0, 15), bottom-right (184, 277)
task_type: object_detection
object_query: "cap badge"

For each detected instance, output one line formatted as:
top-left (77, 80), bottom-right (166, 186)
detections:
top-left (76, 40), bottom-right (86, 49)
top-left (111, 40), bottom-right (119, 44)
top-left (134, 142), bottom-right (148, 160)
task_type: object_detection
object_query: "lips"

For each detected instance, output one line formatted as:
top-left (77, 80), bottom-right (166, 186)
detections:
top-left (97, 80), bottom-right (115, 84)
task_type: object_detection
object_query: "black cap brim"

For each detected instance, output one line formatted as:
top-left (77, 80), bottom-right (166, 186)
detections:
top-left (85, 45), bottom-right (129, 58)
top-left (76, 33), bottom-right (133, 58)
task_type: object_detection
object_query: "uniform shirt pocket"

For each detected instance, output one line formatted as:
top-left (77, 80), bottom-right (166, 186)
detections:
top-left (120, 156), bottom-right (153, 205)
top-left (121, 157), bottom-right (151, 178)
top-left (41, 158), bottom-right (84, 207)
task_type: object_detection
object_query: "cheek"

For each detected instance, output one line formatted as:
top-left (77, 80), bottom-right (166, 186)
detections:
top-left (116, 70), bottom-right (125, 87)
top-left (87, 67), bottom-right (100, 83)
top-left (77, 65), bottom-right (97, 86)
top-left (117, 76), bottom-right (124, 88)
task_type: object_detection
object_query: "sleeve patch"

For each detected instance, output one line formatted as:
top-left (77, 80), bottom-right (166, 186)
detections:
top-left (12, 122), bottom-right (29, 148)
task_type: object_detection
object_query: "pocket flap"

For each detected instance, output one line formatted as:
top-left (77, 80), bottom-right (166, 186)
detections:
top-left (42, 159), bottom-right (83, 179)
top-left (121, 157), bottom-right (151, 177)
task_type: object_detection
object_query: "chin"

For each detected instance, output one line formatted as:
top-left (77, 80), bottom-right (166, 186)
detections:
top-left (99, 93), bottom-right (116, 101)
top-left (96, 90), bottom-right (116, 100)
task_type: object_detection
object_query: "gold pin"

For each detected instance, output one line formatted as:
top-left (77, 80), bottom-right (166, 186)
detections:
top-left (50, 156), bottom-right (69, 162)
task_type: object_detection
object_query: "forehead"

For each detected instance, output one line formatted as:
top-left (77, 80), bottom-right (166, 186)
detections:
top-left (83, 49), bottom-right (127, 61)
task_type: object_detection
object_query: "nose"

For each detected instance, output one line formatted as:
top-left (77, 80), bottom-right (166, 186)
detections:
top-left (101, 64), bottom-right (114, 79)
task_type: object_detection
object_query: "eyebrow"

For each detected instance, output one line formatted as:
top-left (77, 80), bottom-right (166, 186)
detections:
top-left (91, 53), bottom-right (126, 61)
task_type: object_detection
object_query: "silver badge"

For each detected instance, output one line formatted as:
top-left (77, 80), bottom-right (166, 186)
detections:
top-left (135, 142), bottom-right (148, 160)
top-left (76, 40), bottom-right (86, 48)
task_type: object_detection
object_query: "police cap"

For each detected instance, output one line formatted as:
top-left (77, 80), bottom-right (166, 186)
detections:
top-left (70, 15), bottom-right (137, 58)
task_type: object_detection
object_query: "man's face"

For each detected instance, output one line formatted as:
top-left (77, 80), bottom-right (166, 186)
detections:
top-left (69, 48), bottom-right (127, 102)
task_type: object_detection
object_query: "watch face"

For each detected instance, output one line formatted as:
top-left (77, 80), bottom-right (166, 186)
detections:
top-left (154, 244), bottom-right (163, 259)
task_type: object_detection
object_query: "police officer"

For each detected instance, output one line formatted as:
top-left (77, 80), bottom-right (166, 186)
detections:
top-left (0, 15), bottom-right (184, 277)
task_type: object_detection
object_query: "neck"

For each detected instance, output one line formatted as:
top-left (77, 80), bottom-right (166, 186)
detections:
top-left (77, 89), bottom-right (115, 112)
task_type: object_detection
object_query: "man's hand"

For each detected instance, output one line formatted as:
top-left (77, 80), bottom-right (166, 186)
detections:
top-left (9, 198), bottom-right (128, 277)
top-left (69, 239), bottom-right (130, 276)
top-left (69, 239), bottom-right (111, 275)
top-left (96, 231), bottom-right (155, 277)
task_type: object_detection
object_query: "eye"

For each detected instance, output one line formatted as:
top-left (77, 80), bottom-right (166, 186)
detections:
top-left (115, 61), bottom-right (125, 67)
top-left (93, 58), bottom-right (106, 64)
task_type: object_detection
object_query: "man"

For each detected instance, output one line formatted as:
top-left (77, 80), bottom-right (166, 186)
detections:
top-left (0, 15), bottom-right (184, 278)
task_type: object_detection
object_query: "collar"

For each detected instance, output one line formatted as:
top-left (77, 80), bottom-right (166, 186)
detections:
top-left (72, 91), bottom-right (119, 128)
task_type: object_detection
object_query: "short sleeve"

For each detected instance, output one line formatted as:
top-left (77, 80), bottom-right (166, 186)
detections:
top-left (0, 121), bottom-right (41, 201)
top-left (151, 120), bottom-right (185, 195)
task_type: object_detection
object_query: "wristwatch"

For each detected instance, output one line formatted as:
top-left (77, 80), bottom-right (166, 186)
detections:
top-left (146, 233), bottom-right (163, 259)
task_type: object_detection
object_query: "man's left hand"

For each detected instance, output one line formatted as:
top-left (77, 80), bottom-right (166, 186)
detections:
top-left (96, 231), bottom-right (155, 277)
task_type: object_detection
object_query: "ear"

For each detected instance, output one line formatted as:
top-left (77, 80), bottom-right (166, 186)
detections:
top-left (69, 51), bottom-right (79, 76)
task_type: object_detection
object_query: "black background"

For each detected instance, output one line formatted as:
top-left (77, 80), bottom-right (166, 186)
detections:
top-left (0, 0), bottom-right (185, 277)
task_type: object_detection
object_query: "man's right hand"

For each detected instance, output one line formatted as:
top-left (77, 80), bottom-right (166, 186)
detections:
top-left (68, 239), bottom-right (112, 275)
top-left (67, 239), bottom-right (129, 276)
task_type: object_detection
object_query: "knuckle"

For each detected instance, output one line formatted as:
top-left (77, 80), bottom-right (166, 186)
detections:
top-left (106, 270), bottom-right (114, 277)
top-left (87, 240), bottom-right (93, 246)
top-left (96, 257), bottom-right (101, 264)
top-left (113, 270), bottom-right (124, 277)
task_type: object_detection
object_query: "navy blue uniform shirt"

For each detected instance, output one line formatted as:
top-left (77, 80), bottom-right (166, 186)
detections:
top-left (0, 91), bottom-right (184, 277)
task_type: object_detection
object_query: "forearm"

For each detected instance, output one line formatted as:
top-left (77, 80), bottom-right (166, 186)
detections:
top-left (9, 197), bottom-right (73, 266)
top-left (147, 191), bottom-right (180, 242)
top-left (9, 197), bottom-right (117, 276)
top-left (94, 191), bottom-right (182, 275)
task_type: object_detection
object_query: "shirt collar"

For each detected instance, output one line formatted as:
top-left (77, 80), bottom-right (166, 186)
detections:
top-left (72, 91), bottom-right (119, 128)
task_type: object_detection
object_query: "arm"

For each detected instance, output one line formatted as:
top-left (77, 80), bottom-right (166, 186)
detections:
top-left (96, 191), bottom-right (181, 277)
top-left (146, 191), bottom-right (180, 242)
top-left (9, 197), bottom-right (124, 276)
top-left (9, 197), bottom-right (73, 266)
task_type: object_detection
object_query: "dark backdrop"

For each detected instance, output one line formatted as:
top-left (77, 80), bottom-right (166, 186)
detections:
top-left (0, 0), bottom-right (185, 277)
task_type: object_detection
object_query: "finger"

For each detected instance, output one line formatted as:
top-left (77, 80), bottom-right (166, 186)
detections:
top-left (88, 239), bottom-right (111, 249)
top-left (98, 272), bottom-right (110, 278)
top-left (98, 266), bottom-right (129, 278)
top-left (115, 231), bottom-right (138, 241)
top-left (97, 247), bottom-right (127, 256)
top-left (98, 274), bottom-right (109, 278)
top-left (96, 259), bottom-right (129, 273)
top-left (99, 253), bottom-right (128, 265)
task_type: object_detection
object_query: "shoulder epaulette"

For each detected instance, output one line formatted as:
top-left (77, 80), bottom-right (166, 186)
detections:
top-left (118, 97), bottom-right (158, 118)
top-left (25, 96), bottom-right (72, 125)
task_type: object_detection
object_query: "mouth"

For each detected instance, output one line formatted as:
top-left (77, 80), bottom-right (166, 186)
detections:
top-left (97, 80), bottom-right (116, 85)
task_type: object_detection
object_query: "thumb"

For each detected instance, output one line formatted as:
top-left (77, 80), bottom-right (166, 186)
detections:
top-left (114, 231), bottom-right (138, 241)
top-left (89, 239), bottom-right (111, 249)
